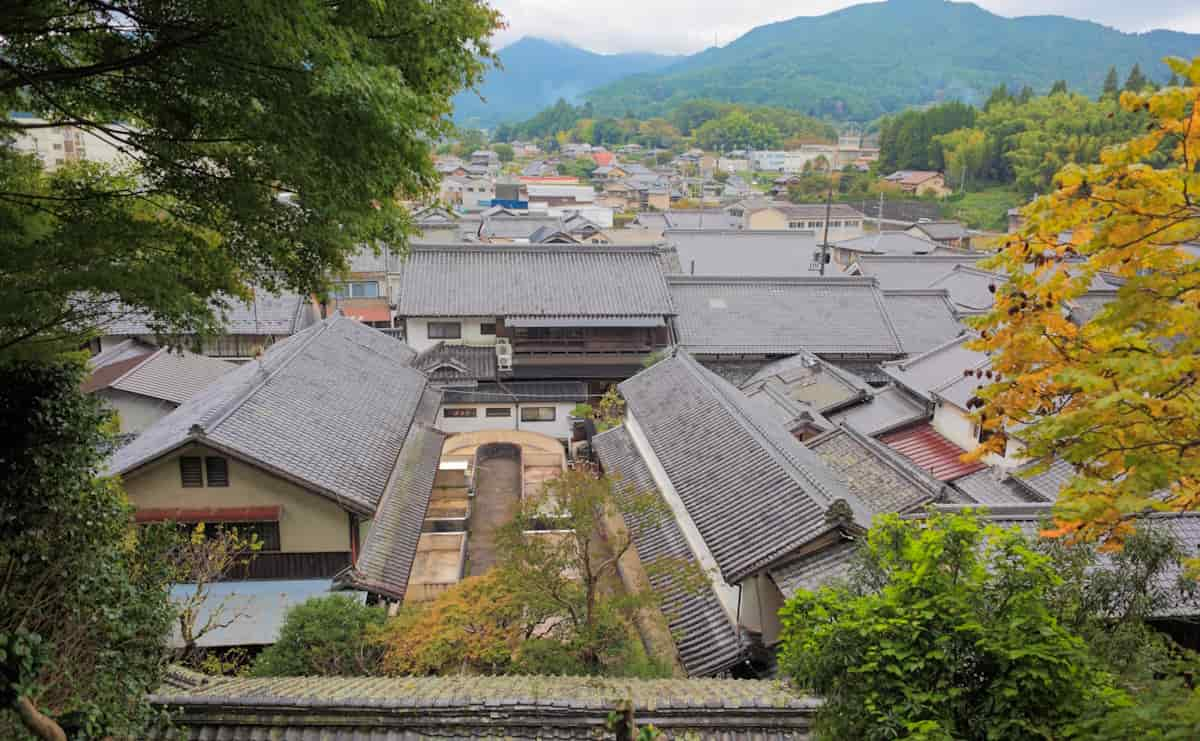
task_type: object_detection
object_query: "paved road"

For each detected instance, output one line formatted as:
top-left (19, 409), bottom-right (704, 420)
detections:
top-left (466, 452), bottom-right (521, 575)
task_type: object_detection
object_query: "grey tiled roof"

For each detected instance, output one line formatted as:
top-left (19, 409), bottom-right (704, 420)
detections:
top-left (668, 276), bottom-right (904, 357)
top-left (336, 423), bottom-right (446, 600)
top-left (849, 255), bottom-right (983, 291)
top-left (592, 426), bottom-right (744, 676)
top-left (101, 291), bottom-right (317, 337)
top-left (396, 244), bottom-right (675, 318)
top-left (110, 316), bottom-right (434, 514)
top-left (881, 334), bottom-right (987, 403)
top-left (770, 540), bottom-right (859, 600)
top-left (414, 342), bottom-right (496, 383)
top-left (826, 384), bottom-right (928, 436)
top-left (928, 264), bottom-right (1003, 314)
top-left (881, 289), bottom-right (965, 355)
top-left (809, 425), bottom-right (945, 516)
top-left (664, 230), bottom-right (818, 276)
top-left (441, 381), bottom-right (589, 404)
top-left (619, 351), bottom-right (867, 582)
top-left (663, 211), bottom-right (744, 230)
top-left (834, 232), bottom-right (941, 256)
top-left (1010, 457), bottom-right (1073, 501)
top-left (88, 343), bottom-right (235, 405)
top-left (950, 468), bottom-right (1042, 505)
top-left (741, 351), bottom-right (871, 414)
top-left (150, 675), bottom-right (819, 740)
top-left (911, 221), bottom-right (970, 241)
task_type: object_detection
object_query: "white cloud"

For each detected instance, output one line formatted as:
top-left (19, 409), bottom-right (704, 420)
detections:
top-left (488, 0), bottom-right (1200, 55)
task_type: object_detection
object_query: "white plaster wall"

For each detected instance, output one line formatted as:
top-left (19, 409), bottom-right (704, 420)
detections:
top-left (99, 389), bottom-right (177, 434)
top-left (624, 413), bottom-right (740, 623)
top-left (933, 400), bottom-right (1023, 470)
top-left (434, 402), bottom-right (576, 440)
top-left (402, 316), bottom-right (496, 353)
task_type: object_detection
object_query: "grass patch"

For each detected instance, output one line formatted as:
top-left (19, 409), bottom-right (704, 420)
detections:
top-left (939, 187), bottom-right (1023, 231)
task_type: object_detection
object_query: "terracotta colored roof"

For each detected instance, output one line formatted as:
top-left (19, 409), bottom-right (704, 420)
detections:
top-left (880, 423), bottom-right (984, 482)
top-left (81, 351), bottom-right (156, 393)
top-left (135, 506), bottom-right (281, 523)
top-left (592, 151), bottom-right (614, 166)
top-left (335, 299), bottom-right (391, 323)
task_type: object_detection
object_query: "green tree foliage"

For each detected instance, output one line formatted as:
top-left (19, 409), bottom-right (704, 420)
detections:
top-left (778, 511), bottom-right (1120, 741)
top-left (1125, 63), bottom-right (1149, 91)
top-left (491, 143), bottom-right (514, 163)
top-left (1103, 66), bottom-right (1121, 98)
top-left (1050, 79), bottom-right (1070, 95)
top-left (694, 110), bottom-right (781, 151)
top-left (251, 596), bottom-right (387, 677)
top-left (0, 0), bottom-right (500, 358)
top-left (876, 101), bottom-right (977, 172)
top-left (0, 360), bottom-right (176, 739)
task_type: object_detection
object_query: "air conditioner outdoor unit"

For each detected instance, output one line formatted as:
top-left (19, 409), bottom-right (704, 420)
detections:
top-left (495, 339), bottom-right (513, 372)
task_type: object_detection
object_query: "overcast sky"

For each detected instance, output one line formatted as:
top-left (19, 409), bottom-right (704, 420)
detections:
top-left (489, 0), bottom-right (1200, 55)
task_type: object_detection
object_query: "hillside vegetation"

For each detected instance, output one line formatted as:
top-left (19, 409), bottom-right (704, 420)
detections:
top-left (588, 0), bottom-right (1200, 120)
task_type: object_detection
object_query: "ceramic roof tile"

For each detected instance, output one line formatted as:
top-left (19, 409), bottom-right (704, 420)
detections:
top-left (950, 468), bottom-right (1043, 505)
top-left (100, 349), bottom-right (236, 405)
top-left (834, 232), bottom-right (942, 255)
top-left (809, 425), bottom-right (945, 515)
top-left (110, 316), bottom-right (433, 514)
top-left (881, 289), bottom-right (965, 355)
top-left (741, 351), bottom-right (871, 414)
top-left (664, 230), bottom-right (818, 276)
top-left (101, 291), bottom-right (316, 337)
top-left (769, 540), bottom-right (859, 600)
top-left (668, 276), bottom-right (903, 356)
top-left (396, 244), bottom-right (674, 317)
top-left (618, 351), bottom-right (865, 582)
top-left (849, 255), bottom-right (983, 291)
top-left (440, 381), bottom-right (589, 404)
top-left (337, 424), bottom-right (446, 600)
top-left (592, 425), bottom-right (744, 676)
top-left (928, 264), bottom-right (1004, 314)
top-left (826, 384), bottom-right (928, 436)
top-left (881, 333), bottom-right (988, 402)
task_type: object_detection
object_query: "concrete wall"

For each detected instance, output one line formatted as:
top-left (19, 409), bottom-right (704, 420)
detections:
top-left (746, 209), bottom-right (789, 231)
top-left (99, 389), bottom-right (177, 435)
top-left (402, 316), bottom-right (496, 353)
top-left (122, 443), bottom-right (351, 552)
top-left (435, 401), bottom-right (577, 440)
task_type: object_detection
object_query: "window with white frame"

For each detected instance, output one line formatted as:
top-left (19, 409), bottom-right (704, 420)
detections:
top-left (333, 281), bottom-right (379, 299)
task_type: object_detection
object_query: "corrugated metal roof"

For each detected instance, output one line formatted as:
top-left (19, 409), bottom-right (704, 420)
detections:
top-left (592, 425), bottom-right (744, 677)
top-left (880, 423), bottom-right (984, 482)
top-left (396, 244), bottom-right (675, 318)
top-left (668, 276), bottom-right (904, 357)
top-left (110, 316), bottom-right (434, 514)
top-left (618, 351), bottom-right (866, 582)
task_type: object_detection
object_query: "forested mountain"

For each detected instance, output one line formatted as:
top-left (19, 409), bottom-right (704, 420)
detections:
top-left (452, 37), bottom-right (677, 129)
top-left (588, 0), bottom-right (1200, 120)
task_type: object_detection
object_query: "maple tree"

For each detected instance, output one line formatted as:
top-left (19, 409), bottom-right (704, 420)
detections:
top-left (972, 55), bottom-right (1200, 546)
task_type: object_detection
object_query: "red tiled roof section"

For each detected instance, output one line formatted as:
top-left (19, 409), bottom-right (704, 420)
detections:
top-left (135, 506), bottom-right (281, 523)
top-left (880, 423), bottom-right (984, 482)
top-left (81, 351), bottom-right (155, 394)
top-left (592, 151), bottom-right (614, 166)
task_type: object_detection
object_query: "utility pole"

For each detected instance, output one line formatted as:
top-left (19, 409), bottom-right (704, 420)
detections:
top-left (818, 179), bottom-right (833, 276)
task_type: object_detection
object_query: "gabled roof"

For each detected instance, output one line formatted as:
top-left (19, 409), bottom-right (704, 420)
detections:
top-left (741, 350), bottom-right (872, 415)
top-left (769, 539), bottom-right (858, 600)
top-left (848, 254), bottom-right (983, 291)
top-left (881, 333), bottom-right (987, 403)
top-left (440, 381), bottom-right (589, 404)
top-left (592, 425), bottom-right (744, 676)
top-left (742, 202), bottom-right (865, 221)
top-left (910, 221), bottom-right (970, 241)
top-left (101, 291), bottom-right (317, 337)
top-left (809, 424), bottom-right (946, 516)
top-left (396, 244), bottom-right (675, 318)
top-left (617, 351), bottom-right (867, 582)
top-left (927, 264), bottom-right (1003, 314)
top-left (335, 423), bottom-right (446, 600)
top-left (110, 315), bottom-right (434, 514)
top-left (951, 467), bottom-right (1046, 505)
top-left (880, 423), bottom-right (984, 482)
top-left (881, 289), bottom-right (965, 354)
top-left (668, 276), bottom-right (904, 357)
top-left (414, 342), bottom-right (496, 383)
top-left (834, 232), bottom-right (942, 256)
top-left (663, 230), bottom-right (817, 276)
top-left (84, 343), bottom-right (235, 405)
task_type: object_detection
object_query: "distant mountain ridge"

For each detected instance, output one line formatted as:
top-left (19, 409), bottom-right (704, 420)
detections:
top-left (587, 0), bottom-right (1200, 120)
top-left (451, 37), bottom-right (677, 129)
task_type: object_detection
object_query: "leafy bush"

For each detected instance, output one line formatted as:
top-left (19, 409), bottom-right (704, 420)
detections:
top-left (251, 596), bottom-right (387, 676)
top-left (778, 511), bottom-right (1120, 740)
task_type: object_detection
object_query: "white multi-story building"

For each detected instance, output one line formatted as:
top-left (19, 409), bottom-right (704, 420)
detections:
top-left (8, 114), bottom-right (131, 172)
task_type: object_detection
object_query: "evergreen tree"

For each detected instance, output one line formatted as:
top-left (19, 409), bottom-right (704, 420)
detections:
top-left (1167, 72), bottom-right (1182, 87)
top-left (1124, 63), bottom-right (1148, 91)
top-left (1017, 85), bottom-right (1035, 104)
top-left (1049, 80), bottom-right (1069, 95)
top-left (1102, 66), bottom-right (1120, 98)
top-left (984, 84), bottom-right (1012, 111)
